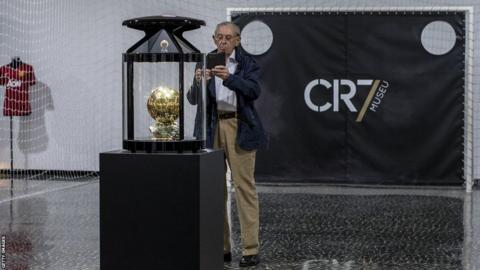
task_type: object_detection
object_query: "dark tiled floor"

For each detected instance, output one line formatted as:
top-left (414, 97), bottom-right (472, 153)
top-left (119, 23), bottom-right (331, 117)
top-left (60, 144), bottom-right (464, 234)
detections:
top-left (0, 179), bottom-right (478, 270)
top-left (0, 180), bottom-right (99, 270)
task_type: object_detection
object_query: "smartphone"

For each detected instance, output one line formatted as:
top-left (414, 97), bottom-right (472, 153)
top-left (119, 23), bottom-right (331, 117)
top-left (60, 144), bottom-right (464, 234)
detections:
top-left (206, 53), bottom-right (226, 69)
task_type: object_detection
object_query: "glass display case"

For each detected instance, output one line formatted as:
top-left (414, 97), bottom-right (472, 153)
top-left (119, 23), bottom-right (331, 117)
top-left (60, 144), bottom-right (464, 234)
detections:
top-left (122, 16), bottom-right (206, 152)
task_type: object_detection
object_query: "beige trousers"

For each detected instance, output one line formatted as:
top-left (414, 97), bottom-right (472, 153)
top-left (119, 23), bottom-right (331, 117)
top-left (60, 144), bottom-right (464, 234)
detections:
top-left (214, 117), bottom-right (260, 256)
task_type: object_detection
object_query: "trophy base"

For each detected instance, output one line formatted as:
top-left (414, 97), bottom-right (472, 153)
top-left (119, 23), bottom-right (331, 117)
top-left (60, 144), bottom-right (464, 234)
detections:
top-left (149, 123), bottom-right (178, 140)
top-left (123, 139), bottom-right (204, 153)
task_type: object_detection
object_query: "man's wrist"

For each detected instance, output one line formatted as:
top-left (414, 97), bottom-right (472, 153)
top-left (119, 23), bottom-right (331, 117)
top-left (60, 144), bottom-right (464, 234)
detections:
top-left (223, 74), bottom-right (234, 86)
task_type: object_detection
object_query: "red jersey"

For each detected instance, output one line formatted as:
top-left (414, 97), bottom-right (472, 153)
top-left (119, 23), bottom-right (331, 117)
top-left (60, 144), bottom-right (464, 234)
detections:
top-left (0, 63), bottom-right (36, 116)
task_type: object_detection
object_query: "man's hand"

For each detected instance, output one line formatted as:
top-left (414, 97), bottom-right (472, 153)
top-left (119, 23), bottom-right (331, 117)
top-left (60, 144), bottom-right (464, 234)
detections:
top-left (195, 68), bottom-right (212, 83)
top-left (212, 65), bottom-right (230, 81)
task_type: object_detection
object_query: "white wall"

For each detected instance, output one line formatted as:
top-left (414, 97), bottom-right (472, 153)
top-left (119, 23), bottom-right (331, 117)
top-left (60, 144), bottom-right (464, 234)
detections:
top-left (0, 0), bottom-right (479, 175)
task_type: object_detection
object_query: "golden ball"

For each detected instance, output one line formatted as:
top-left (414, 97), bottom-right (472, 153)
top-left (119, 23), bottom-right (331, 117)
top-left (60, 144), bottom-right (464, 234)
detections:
top-left (147, 86), bottom-right (180, 126)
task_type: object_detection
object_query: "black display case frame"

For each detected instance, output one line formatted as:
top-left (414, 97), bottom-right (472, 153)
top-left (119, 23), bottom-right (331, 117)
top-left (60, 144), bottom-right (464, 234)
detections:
top-left (122, 16), bottom-right (206, 153)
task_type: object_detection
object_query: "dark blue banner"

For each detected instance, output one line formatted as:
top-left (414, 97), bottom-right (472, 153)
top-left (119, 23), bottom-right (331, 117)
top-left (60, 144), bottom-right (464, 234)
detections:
top-left (233, 12), bottom-right (465, 184)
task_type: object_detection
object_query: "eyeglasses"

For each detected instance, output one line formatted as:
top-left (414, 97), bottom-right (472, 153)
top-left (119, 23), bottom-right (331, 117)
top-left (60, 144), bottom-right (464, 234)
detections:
top-left (213, 34), bottom-right (238, 42)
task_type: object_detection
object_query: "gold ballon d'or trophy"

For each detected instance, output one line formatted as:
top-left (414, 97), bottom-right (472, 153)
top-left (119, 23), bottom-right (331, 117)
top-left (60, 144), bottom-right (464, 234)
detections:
top-left (147, 86), bottom-right (180, 140)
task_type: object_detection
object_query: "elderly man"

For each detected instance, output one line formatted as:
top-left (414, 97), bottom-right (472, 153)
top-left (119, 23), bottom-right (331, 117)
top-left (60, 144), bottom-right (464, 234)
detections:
top-left (187, 21), bottom-right (267, 267)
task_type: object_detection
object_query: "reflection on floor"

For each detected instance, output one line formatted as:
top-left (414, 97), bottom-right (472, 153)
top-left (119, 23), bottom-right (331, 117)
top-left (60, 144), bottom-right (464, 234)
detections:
top-left (0, 179), bottom-right (478, 270)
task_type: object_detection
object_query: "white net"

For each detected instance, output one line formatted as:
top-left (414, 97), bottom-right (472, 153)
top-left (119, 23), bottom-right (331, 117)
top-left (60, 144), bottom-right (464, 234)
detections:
top-left (0, 0), bottom-right (478, 188)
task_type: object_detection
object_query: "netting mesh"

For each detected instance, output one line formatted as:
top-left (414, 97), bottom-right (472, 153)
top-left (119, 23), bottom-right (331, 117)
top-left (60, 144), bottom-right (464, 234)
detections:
top-left (0, 0), bottom-right (478, 188)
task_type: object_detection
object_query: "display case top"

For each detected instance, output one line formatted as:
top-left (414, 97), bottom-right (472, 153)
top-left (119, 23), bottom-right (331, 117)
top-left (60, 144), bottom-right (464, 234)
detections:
top-left (123, 15), bottom-right (206, 32)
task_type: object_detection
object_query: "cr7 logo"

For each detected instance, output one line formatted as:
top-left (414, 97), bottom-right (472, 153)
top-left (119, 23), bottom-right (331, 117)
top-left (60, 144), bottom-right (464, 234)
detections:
top-left (304, 79), bottom-right (375, 112)
top-left (304, 79), bottom-right (389, 122)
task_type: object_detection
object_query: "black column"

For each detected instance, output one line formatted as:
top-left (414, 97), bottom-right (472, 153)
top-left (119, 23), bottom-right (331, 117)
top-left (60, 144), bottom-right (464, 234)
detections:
top-left (100, 149), bottom-right (224, 270)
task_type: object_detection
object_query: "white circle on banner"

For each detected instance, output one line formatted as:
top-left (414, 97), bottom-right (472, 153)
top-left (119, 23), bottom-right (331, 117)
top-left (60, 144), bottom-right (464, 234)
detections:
top-left (240, 20), bottom-right (273, 55)
top-left (421, 21), bottom-right (456, 55)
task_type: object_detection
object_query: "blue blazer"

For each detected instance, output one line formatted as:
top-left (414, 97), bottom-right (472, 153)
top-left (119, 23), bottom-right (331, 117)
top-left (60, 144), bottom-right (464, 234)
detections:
top-left (188, 48), bottom-right (267, 151)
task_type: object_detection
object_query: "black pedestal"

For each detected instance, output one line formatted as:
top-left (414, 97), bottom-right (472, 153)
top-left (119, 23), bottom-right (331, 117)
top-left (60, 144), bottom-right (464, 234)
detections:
top-left (100, 149), bottom-right (224, 270)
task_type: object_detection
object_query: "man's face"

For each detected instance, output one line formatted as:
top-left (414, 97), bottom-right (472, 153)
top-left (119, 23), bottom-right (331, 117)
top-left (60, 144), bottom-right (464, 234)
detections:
top-left (213, 25), bottom-right (240, 56)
